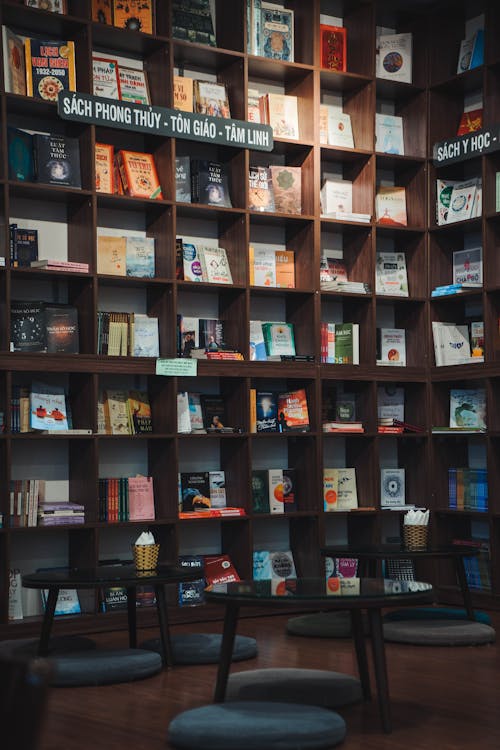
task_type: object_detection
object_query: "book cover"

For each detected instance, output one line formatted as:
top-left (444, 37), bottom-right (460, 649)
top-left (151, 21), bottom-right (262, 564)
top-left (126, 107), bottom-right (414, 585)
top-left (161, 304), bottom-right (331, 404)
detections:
top-left (180, 472), bottom-right (211, 512)
top-left (30, 381), bottom-right (68, 430)
top-left (193, 79), bottom-right (231, 118)
top-left (260, 3), bottom-right (294, 62)
top-left (334, 322), bottom-right (359, 365)
top-left (436, 178), bottom-right (458, 225)
top-left (95, 142), bottom-right (114, 193)
top-left (457, 108), bottom-right (483, 136)
top-left (446, 179), bottom-right (478, 224)
top-left (208, 470), bottom-right (226, 508)
top-left (200, 395), bottom-right (227, 430)
top-left (277, 388), bottom-right (310, 432)
top-left (247, 87), bottom-right (261, 122)
top-left (377, 385), bottom-right (405, 424)
top-left (275, 250), bottom-right (295, 288)
top-left (177, 315), bottom-right (199, 356)
top-left (172, 0), bottom-right (216, 47)
top-left (7, 127), bottom-right (34, 182)
top-left (177, 391), bottom-right (191, 433)
top-left (324, 468), bottom-right (339, 512)
top-left (191, 159), bottom-right (232, 208)
top-left (380, 468), bottom-right (405, 508)
top-left (10, 225), bottom-right (38, 268)
top-left (267, 469), bottom-right (284, 514)
top-left (375, 113), bottom-right (404, 155)
top-left (92, 56), bottom-right (121, 99)
top-left (33, 133), bottom-right (82, 188)
top-left (320, 178), bottom-right (353, 215)
top-left (175, 156), bottom-right (191, 203)
top-left (320, 252), bottom-right (348, 287)
top-left (41, 586), bottom-right (80, 616)
top-left (256, 390), bottom-right (278, 432)
top-left (200, 246), bottom-right (232, 284)
top-left (187, 392), bottom-right (205, 432)
top-left (11, 299), bottom-right (46, 352)
top-left (104, 389), bottom-right (131, 434)
top-left (112, 0), bottom-right (153, 33)
top-left (182, 243), bottom-right (204, 282)
top-left (262, 321), bottom-right (295, 357)
top-left (25, 0), bottom-right (66, 10)
top-left (337, 468), bottom-right (358, 510)
top-left (249, 246), bottom-right (276, 287)
top-left (375, 251), bottom-right (408, 296)
top-left (264, 92), bottom-right (299, 140)
top-left (320, 24), bottom-right (346, 71)
top-left (173, 75), bottom-right (193, 112)
top-left (253, 550), bottom-right (272, 579)
top-left (126, 236), bottom-right (155, 278)
top-left (8, 569), bottom-right (23, 621)
top-left (376, 32), bottom-right (412, 84)
top-left (270, 165), bottom-right (302, 214)
top-left (118, 66), bottom-right (150, 105)
top-left (128, 390), bottom-right (152, 433)
top-left (101, 586), bottom-right (128, 611)
top-left (269, 550), bottom-right (296, 580)
top-left (252, 470), bottom-right (270, 512)
top-left (128, 476), bottom-right (155, 520)
top-left (2, 27), bottom-right (26, 95)
top-left (452, 247), bottom-right (482, 286)
top-left (92, 0), bottom-right (112, 23)
top-left (248, 166), bottom-right (275, 212)
top-left (97, 235), bottom-right (127, 275)
top-left (132, 314), bottom-right (159, 357)
top-left (377, 328), bottom-right (406, 366)
top-left (24, 38), bottom-right (76, 100)
top-left (249, 320), bottom-right (267, 361)
top-left (375, 186), bottom-right (407, 226)
top-left (178, 554), bottom-right (205, 606)
top-left (45, 305), bottom-right (79, 353)
top-left (204, 554), bottom-right (240, 585)
top-left (470, 321), bottom-right (484, 359)
top-left (327, 110), bottom-right (354, 148)
top-left (283, 467), bottom-right (297, 512)
top-left (432, 322), bottom-right (471, 366)
top-left (198, 317), bottom-right (225, 351)
top-left (449, 388), bottom-right (486, 429)
top-left (457, 36), bottom-right (474, 73)
top-left (117, 150), bottom-right (162, 200)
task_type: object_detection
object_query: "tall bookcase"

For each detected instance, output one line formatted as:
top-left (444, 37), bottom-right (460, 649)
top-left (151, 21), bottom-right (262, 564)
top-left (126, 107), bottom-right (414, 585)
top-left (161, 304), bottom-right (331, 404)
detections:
top-left (1, 0), bottom-right (499, 640)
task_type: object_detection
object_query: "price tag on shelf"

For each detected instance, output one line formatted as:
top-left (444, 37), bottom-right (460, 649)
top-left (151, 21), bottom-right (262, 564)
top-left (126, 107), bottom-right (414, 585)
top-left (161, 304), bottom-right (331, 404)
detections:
top-left (155, 358), bottom-right (197, 376)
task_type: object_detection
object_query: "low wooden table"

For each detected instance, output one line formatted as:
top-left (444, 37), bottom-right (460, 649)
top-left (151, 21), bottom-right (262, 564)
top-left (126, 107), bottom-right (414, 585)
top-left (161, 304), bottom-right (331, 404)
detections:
top-left (22, 564), bottom-right (200, 666)
top-left (321, 544), bottom-right (481, 619)
top-left (205, 577), bottom-right (434, 733)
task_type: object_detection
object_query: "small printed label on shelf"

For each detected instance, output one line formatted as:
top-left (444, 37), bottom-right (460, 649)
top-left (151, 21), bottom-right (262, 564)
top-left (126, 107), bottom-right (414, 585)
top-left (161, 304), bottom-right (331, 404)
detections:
top-left (433, 124), bottom-right (500, 166)
top-left (58, 92), bottom-right (274, 152)
top-left (156, 358), bottom-right (197, 377)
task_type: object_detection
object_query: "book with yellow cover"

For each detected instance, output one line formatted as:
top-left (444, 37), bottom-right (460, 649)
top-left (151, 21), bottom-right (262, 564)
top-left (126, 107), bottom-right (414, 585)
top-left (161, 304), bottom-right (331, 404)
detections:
top-left (92, 0), bottom-right (113, 24)
top-left (97, 235), bottom-right (127, 275)
top-left (116, 150), bottom-right (163, 200)
top-left (173, 75), bottom-right (193, 112)
top-left (275, 250), bottom-right (295, 288)
top-left (25, 38), bottom-right (76, 100)
top-left (95, 143), bottom-right (114, 194)
top-left (112, 0), bottom-right (153, 34)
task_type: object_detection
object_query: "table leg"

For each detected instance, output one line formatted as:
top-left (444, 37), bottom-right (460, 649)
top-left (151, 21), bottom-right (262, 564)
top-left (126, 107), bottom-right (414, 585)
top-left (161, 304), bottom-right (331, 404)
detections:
top-left (213, 602), bottom-right (240, 703)
top-left (155, 584), bottom-right (173, 668)
top-left (38, 587), bottom-right (58, 656)
top-left (126, 587), bottom-right (137, 648)
top-left (454, 557), bottom-right (475, 620)
top-left (367, 608), bottom-right (392, 734)
top-left (350, 609), bottom-right (371, 700)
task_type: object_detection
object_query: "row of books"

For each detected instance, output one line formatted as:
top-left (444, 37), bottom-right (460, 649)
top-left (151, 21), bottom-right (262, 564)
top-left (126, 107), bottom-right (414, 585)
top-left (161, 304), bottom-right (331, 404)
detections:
top-left (9, 479), bottom-right (85, 528)
top-left (97, 311), bottom-right (159, 357)
top-left (98, 390), bottom-right (152, 436)
top-left (250, 388), bottom-right (309, 433)
top-left (179, 471), bottom-right (227, 513)
top-left (436, 177), bottom-right (482, 225)
top-left (249, 247), bottom-right (295, 288)
top-left (8, 128), bottom-right (81, 188)
top-left (11, 301), bottom-right (79, 354)
top-left (21, 0), bottom-right (155, 32)
top-left (252, 469), bottom-right (296, 514)
top-left (173, 75), bottom-right (231, 118)
top-left (320, 323), bottom-right (359, 365)
top-left (176, 238), bottom-right (232, 284)
top-left (177, 392), bottom-right (234, 434)
top-left (96, 145), bottom-right (163, 199)
top-left (248, 164), bottom-right (302, 214)
top-left (453, 539), bottom-right (491, 591)
top-left (97, 235), bottom-right (155, 278)
top-left (178, 553), bottom-right (240, 607)
top-left (93, 55), bottom-right (150, 105)
top-left (448, 469), bottom-right (488, 512)
top-left (253, 549), bottom-right (296, 581)
top-left (98, 476), bottom-right (154, 522)
top-left (249, 321), bottom-right (296, 360)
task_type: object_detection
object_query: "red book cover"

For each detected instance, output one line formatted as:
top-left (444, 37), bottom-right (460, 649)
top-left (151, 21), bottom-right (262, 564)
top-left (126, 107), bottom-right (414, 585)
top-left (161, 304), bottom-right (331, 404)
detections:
top-left (457, 108), bottom-right (483, 136)
top-left (320, 25), bottom-right (347, 72)
top-left (277, 388), bottom-right (310, 432)
top-left (204, 554), bottom-right (241, 586)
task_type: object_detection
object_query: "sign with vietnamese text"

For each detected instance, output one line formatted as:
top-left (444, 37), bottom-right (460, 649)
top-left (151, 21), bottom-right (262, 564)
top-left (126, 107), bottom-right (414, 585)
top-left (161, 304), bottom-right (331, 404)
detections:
top-left (433, 125), bottom-right (500, 165)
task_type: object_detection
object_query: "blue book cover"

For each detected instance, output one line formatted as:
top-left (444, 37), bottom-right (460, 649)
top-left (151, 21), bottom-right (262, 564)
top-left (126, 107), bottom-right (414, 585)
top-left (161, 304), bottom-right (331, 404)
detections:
top-left (253, 550), bottom-right (272, 579)
top-left (256, 390), bottom-right (277, 432)
top-left (126, 236), bottom-right (155, 278)
top-left (7, 127), bottom-right (34, 182)
top-left (470, 29), bottom-right (484, 69)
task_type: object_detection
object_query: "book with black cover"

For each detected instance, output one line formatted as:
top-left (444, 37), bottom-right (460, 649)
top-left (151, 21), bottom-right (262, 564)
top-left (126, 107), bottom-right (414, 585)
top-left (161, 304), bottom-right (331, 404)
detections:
top-left (180, 472), bottom-right (211, 512)
top-left (172, 0), bottom-right (216, 46)
top-left (256, 390), bottom-right (278, 432)
top-left (175, 156), bottom-right (191, 202)
top-left (200, 395), bottom-right (227, 430)
top-left (191, 159), bottom-right (232, 207)
top-left (11, 300), bottom-right (46, 352)
top-left (10, 224), bottom-right (38, 267)
top-left (33, 133), bottom-right (82, 188)
top-left (198, 318), bottom-right (226, 351)
top-left (7, 127), bottom-right (34, 182)
top-left (44, 305), bottom-right (79, 353)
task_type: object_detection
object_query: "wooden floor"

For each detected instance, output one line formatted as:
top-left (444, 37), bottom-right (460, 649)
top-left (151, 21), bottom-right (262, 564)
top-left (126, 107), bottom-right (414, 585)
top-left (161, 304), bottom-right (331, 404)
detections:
top-left (37, 611), bottom-right (500, 750)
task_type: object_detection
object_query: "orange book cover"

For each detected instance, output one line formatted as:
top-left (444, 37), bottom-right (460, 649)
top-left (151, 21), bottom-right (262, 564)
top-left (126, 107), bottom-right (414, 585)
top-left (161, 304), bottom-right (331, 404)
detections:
top-left (277, 388), bottom-right (310, 432)
top-left (457, 108), bottom-right (483, 136)
top-left (320, 24), bottom-right (347, 72)
top-left (95, 142), bottom-right (114, 194)
top-left (112, 0), bottom-right (153, 34)
top-left (92, 0), bottom-right (113, 24)
top-left (275, 250), bottom-right (295, 288)
top-left (173, 75), bottom-right (193, 112)
top-left (117, 150), bottom-right (163, 200)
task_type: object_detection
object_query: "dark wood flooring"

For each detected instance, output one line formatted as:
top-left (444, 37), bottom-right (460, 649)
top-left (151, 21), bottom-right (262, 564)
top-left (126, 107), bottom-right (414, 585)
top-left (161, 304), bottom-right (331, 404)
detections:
top-left (37, 611), bottom-right (500, 750)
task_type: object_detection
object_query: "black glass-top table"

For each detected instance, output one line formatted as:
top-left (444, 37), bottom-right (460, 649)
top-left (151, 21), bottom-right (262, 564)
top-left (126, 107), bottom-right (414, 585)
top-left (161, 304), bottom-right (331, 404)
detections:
top-left (206, 577), bottom-right (434, 733)
top-left (321, 544), bottom-right (480, 619)
top-left (22, 564), bottom-right (201, 666)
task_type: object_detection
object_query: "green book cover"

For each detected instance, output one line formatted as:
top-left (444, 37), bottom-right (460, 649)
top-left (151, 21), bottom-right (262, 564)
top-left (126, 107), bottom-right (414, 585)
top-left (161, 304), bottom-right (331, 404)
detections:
top-left (252, 470), bottom-right (270, 513)
top-left (334, 323), bottom-right (359, 364)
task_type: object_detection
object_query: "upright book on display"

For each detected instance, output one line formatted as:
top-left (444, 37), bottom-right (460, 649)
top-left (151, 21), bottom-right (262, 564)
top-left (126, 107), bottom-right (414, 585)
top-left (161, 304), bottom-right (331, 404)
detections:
top-left (24, 38), bottom-right (76, 100)
top-left (376, 32), bottom-right (412, 84)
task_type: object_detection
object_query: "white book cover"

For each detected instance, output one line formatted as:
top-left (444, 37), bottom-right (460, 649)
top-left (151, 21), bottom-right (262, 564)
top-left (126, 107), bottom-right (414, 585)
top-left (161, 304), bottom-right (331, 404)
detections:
top-left (377, 32), bottom-right (413, 83)
top-left (266, 93), bottom-right (299, 139)
top-left (182, 242), bottom-right (204, 282)
top-left (249, 319), bottom-right (267, 361)
top-left (446, 179), bottom-right (478, 224)
top-left (380, 468), bottom-right (405, 508)
top-left (375, 251), bottom-right (409, 296)
top-left (378, 328), bottom-right (406, 366)
top-left (377, 385), bottom-right (405, 423)
top-left (92, 57), bottom-right (121, 99)
top-left (126, 236), bottom-right (155, 278)
top-left (209, 470), bottom-right (227, 508)
top-left (375, 113), bottom-right (404, 155)
top-left (132, 315), bottom-right (159, 357)
top-left (337, 468), bottom-right (358, 510)
top-left (327, 110), bottom-right (354, 149)
top-left (269, 550), bottom-right (296, 579)
top-left (250, 246), bottom-right (276, 287)
top-left (200, 246), bottom-right (233, 284)
top-left (449, 388), bottom-right (486, 429)
top-left (457, 36), bottom-right (475, 74)
top-left (268, 469), bottom-right (284, 513)
top-left (187, 392), bottom-right (205, 432)
top-left (452, 247), bottom-right (482, 286)
top-left (320, 179), bottom-right (353, 215)
top-left (177, 391), bottom-right (191, 433)
top-left (319, 104), bottom-right (329, 144)
top-left (8, 569), bottom-right (23, 620)
top-left (436, 179), bottom-right (458, 225)
top-left (432, 322), bottom-right (471, 366)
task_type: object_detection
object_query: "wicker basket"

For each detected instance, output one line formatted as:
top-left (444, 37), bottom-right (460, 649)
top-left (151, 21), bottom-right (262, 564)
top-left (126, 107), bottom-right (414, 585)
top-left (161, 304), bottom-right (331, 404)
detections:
top-left (133, 543), bottom-right (160, 572)
top-left (403, 525), bottom-right (428, 551)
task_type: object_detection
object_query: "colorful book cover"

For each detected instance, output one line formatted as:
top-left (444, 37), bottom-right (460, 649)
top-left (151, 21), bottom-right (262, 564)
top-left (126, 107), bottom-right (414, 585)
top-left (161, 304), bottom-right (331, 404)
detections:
top-left (249, 246), bottom-right (276, 287)
top-left (275, 250), bottom-right (295, 288)
top-left (333, 323), bottom-right (359, 365)
top-left (10, 225), bottom-right (38, 268)
top-left (112, 0), bottom-right (153, 33)
top-left (452, 247), bottom-right (482, 286)
top-left (377, 328), bottom-right (406, 366)
top-left (376, 32), bottom-right (412, 84)
top-left (323, 468), bottom-right (339, 511)
top-left (256, 390), bottom-right (278, 432)
top-left (128, 390), bottom-right (152, 433)
top-left (253, 550), bottom-right (272, 580)
top-left (260, 4), bottom-right (294, 62)
top-left (200, 395), bottom-right (227, 431)
top-left (117, 150), bottom-right (162, 199)
top-left (268, 468), bottom-right (284, 514)
top-left (204, 554), bottom-right (240, 585)
top-left (30, 381), bottom-right (68, 430)
top-left (449, 388), bottom-right (486, 429)
top-left (178, 555), bottom-right (205, 606)
top-left (283, 468), bottom-right (297, 512)
top-left (375, 251), bottom-right (408, 296)
top-left (277, 389), bottom-right (309, 432)
top-left (173, 75), bottom-right (193, 112)
top-left (92, 0), bottom-right (113, 24)
top-left (95, 143), bottom-right (115, 193)
top-left (375, 186), bottom-right (407, 226)
top-left (128, 476), bottom-right (155, 520)
top-left (118, 67), bottom-right (150, 105)
top-left (182, 243), bottom-right (204, 282)
top-left (320, 24), bottom-right (346, 71)
top-left (262, 321), bottom-right (295, 357)
top-left (180, 472), bottom-right (211, 512)
top-left (248, 166), bottom-right (275, 212)
top-left (126, 236), bottom-right (155, 278)
top-left (193, 79), bottom-right (231, 118)
top-left (208, 470), bottom-right (226, 508)
top-left (457, 108), bottom-right (483, 136)
top-left (249, 320), bottom-right (267, 361)
top-left (270, 166), bottom-right (302, 214)
top-left (2, 27), bottom-right (26, 95)
top-left (33, 133), bottom-right (82, 189)
top-left (24, 38), bottom-right (76, 100)
top-left (92, 57), bottom-right (121, 99)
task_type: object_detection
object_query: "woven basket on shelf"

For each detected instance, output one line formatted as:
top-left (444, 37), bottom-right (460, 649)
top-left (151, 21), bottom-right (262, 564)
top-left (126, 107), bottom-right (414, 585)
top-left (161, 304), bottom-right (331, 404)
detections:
top-left (133, 543), bottom-right (160, 572)
top-left (403, 525), bottom-right (428, 551)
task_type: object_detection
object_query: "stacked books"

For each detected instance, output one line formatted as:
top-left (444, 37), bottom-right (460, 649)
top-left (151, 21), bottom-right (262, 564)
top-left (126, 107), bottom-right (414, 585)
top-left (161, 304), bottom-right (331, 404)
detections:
top-left (448, 468), bottom-right (488, 511)
top-left (37, 502), bottom-right (85, 526)
top-left (31, 259), bottom-right (89, 273)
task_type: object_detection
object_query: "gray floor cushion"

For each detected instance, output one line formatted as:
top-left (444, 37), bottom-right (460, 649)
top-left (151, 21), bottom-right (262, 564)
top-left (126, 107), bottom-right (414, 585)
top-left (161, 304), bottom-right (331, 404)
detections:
top-left (49, 648), bottom-right (162, 686)
top-left (384, 606), bottom-right (491, 624)
top-left (0, 635), bottom-right (96, 657)
top-left (226, 667), bottom-right (362, 708)
top-left (141, 633), bottom-right (258, 664)
top-left (383, 619), bottom-right (496, 646)
top-left (168, 701), bottom-right (346, 750)
top-left (286, 610), bottom-right (359, 638)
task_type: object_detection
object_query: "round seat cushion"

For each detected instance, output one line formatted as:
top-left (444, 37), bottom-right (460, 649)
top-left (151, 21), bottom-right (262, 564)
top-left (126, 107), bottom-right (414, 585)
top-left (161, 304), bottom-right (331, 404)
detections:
top-left (226, 667), bottom-right (362, 708)
top-left (0, 635), bottom-right (96, 658)
top-left (49, 648), bottom-right (163, 686)
top-left (384, 606), bottom-right (491, 625)
top-left (141, 633), bottom-right (257, 664)
top-left (383, 619), bottom-right (496, 646)
top-left (286, 611), bottom-right (357, 638)
top-left (168, 701), bottom-right (346, 750)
